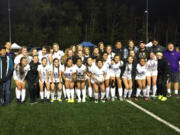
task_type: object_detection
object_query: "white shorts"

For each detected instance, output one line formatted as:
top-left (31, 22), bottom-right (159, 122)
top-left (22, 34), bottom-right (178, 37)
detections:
top-left (92, 76), bottom-right (104, 84)
top-left (110, 71), bottom-right (121, 78)
top-left (146, 71), bottom-right (158, 77)
top-left (122, 74), bottom-right (132, 80)
top-left (135, 75), bottom-right (146, 80)
top-left (13, 76), bottom-right (25, 82)
top-left (105, 72), bottom-right (111, 80)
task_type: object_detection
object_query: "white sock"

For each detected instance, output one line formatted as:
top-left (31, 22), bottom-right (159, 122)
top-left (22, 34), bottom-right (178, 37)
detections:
top-left (175, 90), bottom-right (178, 95)
top-left (124, 89), bottom-right (128, 98)
top-left (167, 89), bottom-right (171, 94)
top-left (146, 85), bottom-right (150, 97)
top-left (46, 91), bottom-right (50, 99)
top-left (66, 89), bottom-right (70, 99)
top-left (106, 87), bottom-right (110, 99)
top-left (63, 85), bottom-right (66, 98)
top-left (51, 92), bottom-right (55, 100)
top-left (101, 92), bottom-right (105, 99)
top-left (111, 88), bottom-right (115, 98)
top-left (94, 92), bottom-right (98, 100)
top-left (88, 87), bottom-right (92, 98)
top-left (118, 88), bottom-right (123, 97)
top-left (57, 91), bottom-right (62, 99)
top-left (82, 89), bottom-right (86, 100)
top-left (143, 89), bottom-right (147, 97)
top-left (16, 88), bottom-right (21, 99)
top-left (152, 85), bottom-right (157, 96)
top-left (76, 89), bottom-right (81, 100)
top-left (70, 89), bottom-right (74, 99)
top-left (40, 92), bottom-right (44, 99)
top-left (21, 89), bottom-right (26, 102)
top-left (44, 88), bottom-right (47, 98)
top-left (136, 89), bottom-right (141, 97)
top-left (128, 89), bottom-right (132, 98)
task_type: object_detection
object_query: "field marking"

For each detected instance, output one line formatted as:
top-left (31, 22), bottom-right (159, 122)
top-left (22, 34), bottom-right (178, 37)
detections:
top-left (126, 100), bottom-right (180, 134)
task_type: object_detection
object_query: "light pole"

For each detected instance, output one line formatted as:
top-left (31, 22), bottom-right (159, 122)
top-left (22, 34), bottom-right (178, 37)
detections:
top-left (8, 0), bottom-right (12, 42)
top-left (145, 0), bottom-right (149, 43)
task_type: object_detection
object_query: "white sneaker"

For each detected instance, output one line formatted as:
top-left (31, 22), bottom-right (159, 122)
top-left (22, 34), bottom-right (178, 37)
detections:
top-left (119, 97), bottom-right (123, 101)
top-left (77, 99), bottom-right (81, 103)
top-left (111, 97), bottom-right (115, 102)
top-left (82, 99), bottom-right (86, 103)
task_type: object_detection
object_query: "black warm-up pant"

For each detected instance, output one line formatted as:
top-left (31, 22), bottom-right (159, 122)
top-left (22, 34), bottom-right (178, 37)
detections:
top-left (27, 80), bottom-right (39, 102)
top-left (157, 74), bottom-right (168, 97)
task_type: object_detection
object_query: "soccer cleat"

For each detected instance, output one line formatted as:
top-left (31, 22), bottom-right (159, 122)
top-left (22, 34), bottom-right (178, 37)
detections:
top-left (167, 93), bottom-right (171, 97)
top-left (94, 100), bottom-right (98, 103)
top-left (175, 94), bottom-right (180, 99)
top-left (71, 99), bottom-right (74, 103)
top-left (135, 97), bottom-right (138, 102)
top-left (158, 95), bottom-right (163, 100)
top-left (77, 99), bottom-right (81, 103)
top-left (67, 99), bottom-right (71, 103)
top-left (161, 97), bottom-right (167, 101)
top-left (111, 98), bottom-right (115, 102)
top-left (58, 99), bottom-right (62, 103)
top-left (101, 99), bottom-right (105, 103)
top-left (50, 100), bottom-right (54, 103)
top-left (82, 99), bottom-right (86, 103)
top-left (144, 97), bottom-right (149, 101)
top-left (40, 99), bottom-right (44, 103)
top-left (119, 97), bottom-right (124, 101)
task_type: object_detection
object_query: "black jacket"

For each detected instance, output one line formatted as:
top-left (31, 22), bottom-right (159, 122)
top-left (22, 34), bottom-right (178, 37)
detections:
top-left (136, 48), bottom-right (149, 60)
top-left (150, 44), bottom-right (165, 54)
top-left (157, 57), bottom-right (171, 76)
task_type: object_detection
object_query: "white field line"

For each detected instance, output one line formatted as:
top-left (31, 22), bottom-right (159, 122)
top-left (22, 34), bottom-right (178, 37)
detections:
top-left (126, 100), bottom-right (180, 134)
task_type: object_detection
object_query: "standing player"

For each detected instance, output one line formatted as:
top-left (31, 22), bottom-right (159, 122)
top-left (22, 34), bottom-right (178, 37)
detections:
top-left (75, 58), bottom-right (87, 103)
top-left (13, 57), bottom-right (30, 104)
top-left (91, 59), bottom-right (106, 103)
top-left (62, 58), bottom-right (76, 103)
top-left (146, 52), bottom-right (158, 98)
top-left (38, 57), bottom-right (51, 103)
top-left (135, 58), bottom-right (148, 101)
top-left (50, 58), bottom-right (63, 103)
top-left (38, 46), bottom-right (49, 64)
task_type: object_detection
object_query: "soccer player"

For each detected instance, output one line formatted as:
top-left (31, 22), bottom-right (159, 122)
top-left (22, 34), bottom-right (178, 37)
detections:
top-left (135, 58), bottom-right (148, 101)
top-left (50, 58), bottom-right (64, 103)
top-left (75, 58), bottom-right (87, 103)
top-left (38, 57), bottom-right (51, 103)
top-left (13, 57), bottom-right (30, 104)
top-left (62, 58), bottom-right (76, 103)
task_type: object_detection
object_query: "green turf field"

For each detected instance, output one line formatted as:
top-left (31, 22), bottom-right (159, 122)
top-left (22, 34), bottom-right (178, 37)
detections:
top-left (0, 82), bottom-right (180, 135)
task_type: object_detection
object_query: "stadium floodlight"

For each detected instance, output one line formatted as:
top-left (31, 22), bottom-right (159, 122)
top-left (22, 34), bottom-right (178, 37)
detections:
top-left (8, 0), bottom-right (12, 43)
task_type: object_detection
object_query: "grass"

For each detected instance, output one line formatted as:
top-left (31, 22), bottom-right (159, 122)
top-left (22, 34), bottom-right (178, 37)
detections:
top-left (0, 81), bottom-right (179, 135)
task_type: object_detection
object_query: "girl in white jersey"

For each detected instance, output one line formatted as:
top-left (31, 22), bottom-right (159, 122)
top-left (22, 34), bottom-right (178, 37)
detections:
top-left (146, 52), bottom-right (158, 98)
top-left (13, 57), bottom-right (30, 104)
top-left (91, 59), bottom-right (106, 103)
top-left (110, 55), bottom-right (124, 101)
top-left (62, 58), bottom-right (76, 103)
top-left (38, 57), bottom-right (50, 103)
top-left (75, 58), bottom-right (87, 103)
top-left (135, 58), bottom-right (148, 101)
top-left (50, 58), bottom-right (64, 103)
top-left (86, 57), bottom-right (95, 101)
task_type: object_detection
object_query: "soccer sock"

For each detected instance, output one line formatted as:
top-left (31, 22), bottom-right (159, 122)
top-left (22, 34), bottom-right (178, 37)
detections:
top-left (16, 88), bottom-right (21, 100)
top-left (44, 88), bottom-right (47, 98)
top-left (63, 85), bottom-right (66, 98)
top-left (152, 85), bottom-right (157, 96)
top-left (51, 92), bottom-right (55, 100)
top-left (76, 89), bottom-right (81, 100)
top-left (82, 89), bottom-right (86, 100)
top-left (88, 87), bottom-right (92, 98)
top-left (21, 89), bottom-right (26, 102)
top-left (46, 91), bottom-right (50, 99)
top-left (106, 87), bottom-right (110, 99)
top-left (40, 91), bottom-right (44, 99)
top-left (143, 89), bottom-right (147, 97)
top-left (136, 88), bottom-right (141, 97)
top-left (124, 89), bottom-right (128, 98)
top-left (66, 89), bottom-right (70, 99)
top-left (70, 89), bottom-right (74, 99)
top-left (101, 92), bottom-right (105, 100)
top-left (146, 85), bottom-right (150, 97)
top-left (118, 88), bottom-right (123, 97)
top-left (94, 92), bottom-right (98, 100)
top-left (57, 91), bottom-right (62, 99)
top-left (167, 89), bottom-right (171, 94)
top-left (128, 89), bottom-right (133, 98)
top-left (175, 90), bottom-right (178, 95)
top-left (111, 88), bottom-right (115, 98)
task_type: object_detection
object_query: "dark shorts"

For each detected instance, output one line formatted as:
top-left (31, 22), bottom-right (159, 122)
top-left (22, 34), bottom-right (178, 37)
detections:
top-left (169, 73), bottom-right (179, 83)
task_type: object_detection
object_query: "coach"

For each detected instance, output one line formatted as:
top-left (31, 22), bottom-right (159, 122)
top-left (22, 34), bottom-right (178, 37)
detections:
top-left (0, 47), bottom-right (14, 105)
top-left (164, 43), bottom-right (180, 98)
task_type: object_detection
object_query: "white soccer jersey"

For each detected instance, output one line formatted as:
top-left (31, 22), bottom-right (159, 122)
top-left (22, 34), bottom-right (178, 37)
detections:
top-left (14, 54), bottom-right (30, 65)
top-left (13, 64), bottom-right (30, 82)
top-left (63, 66), bottom-right (76, 80)
top-left (92, 65), bottom-right (106, 82)
top-left (147, 59), bottom-right (158, 72)
top-left (38, 51), bottom-right (49, 63)
top-left (87, 62), bottom-right (96, 74)
top-left (49, 65), bottom-right (63, 82)
top-left (136, 64), bottom-right (147, 80)
top-left (38, 64), bottom-right (50, 82)
top-left (75, 64), bottom-right (86, 80)
top-left (107, 52), bottom-right (115, 62)
top-left (52, 50), bottom-right (64, 60)
top-left (122, 63), bottom-right (133, 79)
